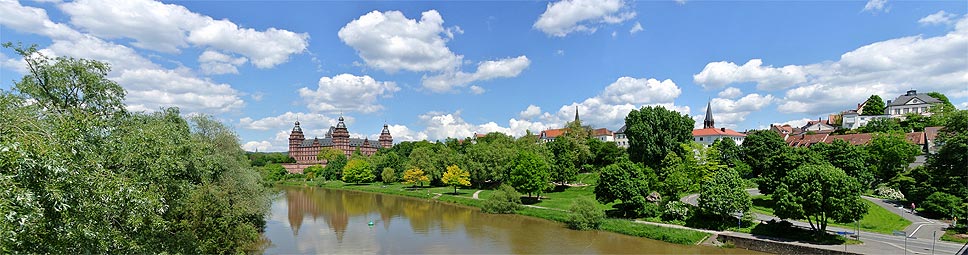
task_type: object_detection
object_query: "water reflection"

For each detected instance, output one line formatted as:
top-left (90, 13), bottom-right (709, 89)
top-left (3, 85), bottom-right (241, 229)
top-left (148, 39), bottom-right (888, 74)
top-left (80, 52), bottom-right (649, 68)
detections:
top-left (264, 186), bottom-right (764, 254)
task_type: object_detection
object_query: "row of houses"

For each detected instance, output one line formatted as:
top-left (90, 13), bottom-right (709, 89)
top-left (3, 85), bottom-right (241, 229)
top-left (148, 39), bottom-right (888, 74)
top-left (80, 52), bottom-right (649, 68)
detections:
top-left (777, 126), bottom-right (941, 153)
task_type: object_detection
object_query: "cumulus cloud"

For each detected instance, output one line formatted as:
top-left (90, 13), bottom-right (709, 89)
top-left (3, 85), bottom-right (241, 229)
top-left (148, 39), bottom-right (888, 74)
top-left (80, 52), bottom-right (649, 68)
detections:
top-left (863, 0), bottom-right (888, 13)
top-left (415, 111), bottom-right (553, 141)
top-left (385, 124), bottom-right (429, 142)
top-left (697, 16), bottom-right (968, 116)
top-left (338, 10), bottom-right (461, 73)
top-left (422, 55), bottom-right (530, 92)
top-left (238, 112), bottom-right (341, 131)
top-left (693, 59), bottom-right (807, 90)
top-left (717, 87), bottom-right (743, 99)
top-left (919, 11), bottom-right (958, 26)
top-left (297, 74), bottom-right (399, 113)
top-left (198, 50), bottom-right (247, 75)
top-left (118, 69), bottom-right (244, 113)
top-left (519, 105), bottom-right (542, 120)
top-left (629, 22), bottom-right (643, 34)
top-left (59, 0), bottom-right (308, 67)
top-left (534, 0), bottom-right (636, 37)
top-left (529, 76), bottom-right (688, 130)
top-left (708, 93), bottom-right (775, 128)
top-left (242, 141), bottom-right (273, 152)
top-left (469, 85), bottom-right (485, 94)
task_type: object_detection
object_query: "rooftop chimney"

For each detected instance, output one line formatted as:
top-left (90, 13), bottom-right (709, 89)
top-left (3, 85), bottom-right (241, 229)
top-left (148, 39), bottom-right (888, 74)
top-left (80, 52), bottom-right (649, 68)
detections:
top-left (906, 90), bottom-right (916, 96)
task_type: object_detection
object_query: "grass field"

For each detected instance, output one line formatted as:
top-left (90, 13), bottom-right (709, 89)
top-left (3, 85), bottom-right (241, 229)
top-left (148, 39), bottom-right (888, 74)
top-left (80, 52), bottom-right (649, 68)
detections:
top-left (749, 195), bottom-right (911, 234)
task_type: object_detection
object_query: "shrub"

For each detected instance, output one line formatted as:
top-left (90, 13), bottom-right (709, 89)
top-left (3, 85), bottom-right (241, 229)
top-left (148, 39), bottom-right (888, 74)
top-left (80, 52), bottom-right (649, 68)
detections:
top-left (662, 201), bottom-right (691, 221)
top-left (381, 167), bottom-right (396, 184)
top-left (567, 197), bottom-right (605, 230)
top-left (482, 184), bottom-right (522, 214)
top-left (922, 192), bottom-right (965, 218)
top-left (875, 186), bottom-right (906, 201)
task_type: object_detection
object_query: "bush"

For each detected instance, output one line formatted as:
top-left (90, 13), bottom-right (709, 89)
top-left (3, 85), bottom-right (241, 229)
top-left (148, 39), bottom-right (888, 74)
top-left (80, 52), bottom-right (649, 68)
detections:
top-left (567, 197), bottom-right (605, 230)
top-left (482, 184), bottom-right (522, 214)
top-left (922, 192), bottom-right (965, 218)
top-left (662, 201), bottom-right (691, 221)
top-left (875, 186), bottom-right (906, 201)
top-left (381, 167), bottom-right (396, 184)
top-left (303, 165), bottom-right (324, 181)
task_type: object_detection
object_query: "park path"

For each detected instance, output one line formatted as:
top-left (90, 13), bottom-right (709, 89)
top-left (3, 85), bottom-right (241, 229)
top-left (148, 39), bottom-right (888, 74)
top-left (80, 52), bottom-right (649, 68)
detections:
top-left (472, 190), bottom-right (482, 199)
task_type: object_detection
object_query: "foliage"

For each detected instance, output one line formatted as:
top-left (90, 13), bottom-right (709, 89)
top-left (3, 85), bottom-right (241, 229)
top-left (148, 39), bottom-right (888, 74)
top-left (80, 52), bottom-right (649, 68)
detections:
top-left (464, 133), bottom-right (517, 186)
top-left (0, 45), bottom-right (269, 253)
top-left (402, 167), bottom-right (430, 187)
top-left (381, 167), bottom-right (396, 184)
top-left (861, 94), bottom-right (885, 115)
top-left (321, 154), bottom-right (347, 181)
top-left (711, 137), bottom-right (741, 167)
top-left (741, 130), bottom-right (787, 178)
top-left (757, 147), bottom-right (823, 195)
top-left (698, 168), bottom-right (751, 219)
top-left (889, 166), bottom-right (935, 204)
top-left (922, 192), bottom-right (965, 219)
top-left (262, 163), bottom-right (290, 182)
top-left (866, 132), bottom-right (920, 184)
top-left (586, 138), bottom-right (625, 170)
top-left (510, 150), bottom-right (551, 198)
top-left (773, 164), bottom-right (868, 234)
top-left (924, 110), bottom-right (968, 200)
top-left (624, 105), bottom-right (694, 169)
top-left (481, 184), bottom-right (523, 214)
top-left (247, 152), bottom-right (295, 166)
top-left (317, 147), bottom-right (345, 162)
top-left (662, 201), bottom-right (691, 221)
top-left (811, 139), bottom-right (874, 188)
top-left (342, 159), bottom-right (375, 184)
top-left (546, 135), bottom-right (588, 185)
top-left (441, 165), bottom-right (471, 194)
top-left (303, 165), bottom-right (325, 181)
top-left (874, 186), bottom-right (905, 201)
top-left (567, 197), bottom-right (605, 230)
top-left (594, 157), bottom-right (657, 217)
top-left (859, 117), bottom-right (904, 133)
top-left (407, 146), bottom-right (443, 184)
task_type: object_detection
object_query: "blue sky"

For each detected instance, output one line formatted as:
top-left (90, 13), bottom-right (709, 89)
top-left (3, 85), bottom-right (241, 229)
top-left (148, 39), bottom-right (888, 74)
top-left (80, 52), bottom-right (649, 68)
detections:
top-left (1, 0), bottom-right (966, 152)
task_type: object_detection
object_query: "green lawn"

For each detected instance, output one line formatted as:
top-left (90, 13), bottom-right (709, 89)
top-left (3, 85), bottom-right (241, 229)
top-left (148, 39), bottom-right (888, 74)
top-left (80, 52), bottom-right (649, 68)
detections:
top-left (749, 195), bottom-right (911, 234)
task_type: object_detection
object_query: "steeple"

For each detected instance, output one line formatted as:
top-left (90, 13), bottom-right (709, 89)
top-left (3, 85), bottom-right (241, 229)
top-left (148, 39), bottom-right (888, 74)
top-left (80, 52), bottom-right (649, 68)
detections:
top-left (574, 106), bottom-right (580, 123)
top-left (703, 101), bottom-right (715, 129)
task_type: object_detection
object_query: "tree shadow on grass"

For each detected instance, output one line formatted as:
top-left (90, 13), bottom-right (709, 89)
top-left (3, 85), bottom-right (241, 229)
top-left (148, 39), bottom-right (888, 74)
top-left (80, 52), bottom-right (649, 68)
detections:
top-left (749, 220), bottom-right (850, 245)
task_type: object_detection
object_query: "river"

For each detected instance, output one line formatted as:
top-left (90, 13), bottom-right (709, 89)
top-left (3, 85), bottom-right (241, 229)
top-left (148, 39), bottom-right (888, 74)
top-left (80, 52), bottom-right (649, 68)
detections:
top-left (263, 186), bottom-right (763, 254)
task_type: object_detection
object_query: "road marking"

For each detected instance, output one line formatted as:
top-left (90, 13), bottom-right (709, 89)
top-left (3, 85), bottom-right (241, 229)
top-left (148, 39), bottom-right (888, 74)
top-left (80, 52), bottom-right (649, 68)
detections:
top-left (908, 222), bottom-right (945, 237)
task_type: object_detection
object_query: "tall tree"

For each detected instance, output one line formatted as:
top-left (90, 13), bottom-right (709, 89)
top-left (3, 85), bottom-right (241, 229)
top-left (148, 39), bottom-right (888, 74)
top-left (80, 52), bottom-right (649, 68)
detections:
top-left (741, 130), bottom-right (787, 178)
top-left (624, 106), bottom-right (694, 169)
top-left (773, 164), bottom-right (868, 234)
top-left (407, 146), bottom-right (442, 184)
top-left (594, 157), bottom-right (658, 217)
top-left (442, 165), bottom-right (471, 194)
top-left (509, 151), bottom-right (551, 199)
top-left (861, 94), bottom-right (886, 115)
top-left (811, 139), bottom-right (874, 188)
top-left (546, 135), bottom-right (589, 185)
top-left (402, 167), bottom-right (430, 187)
top-left (866, 132), bottom-right (920, 184)
top-left (860, 117), bottom-right (903, 133)
top-left (758, 147), bottom-right (824, 195)
top-left (342, 159), bottom-right (375, 184)
top-left (698, 168), bottom-right (752, 220)
top-left (318, 147), bottom-right (345, 162)
top-left (711, 138), bottom-right (741, 167)
top-left (925, 110), bottom-right (968, 199)
top-left (586, 138), bottom-right (625, 170)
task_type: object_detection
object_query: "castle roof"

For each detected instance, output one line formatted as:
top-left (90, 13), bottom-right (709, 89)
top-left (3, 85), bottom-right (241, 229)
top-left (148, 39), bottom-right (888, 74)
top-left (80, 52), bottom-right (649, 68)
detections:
top-left (298, 137), bottom-right (384, 149)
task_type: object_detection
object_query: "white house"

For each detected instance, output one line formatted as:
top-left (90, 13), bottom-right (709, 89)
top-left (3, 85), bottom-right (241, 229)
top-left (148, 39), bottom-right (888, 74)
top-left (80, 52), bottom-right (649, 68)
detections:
top-left (886, 90), bottom-right (941, 118)
top-left (613, 125), bottom-right (629, 148)
top-left (692, 102), bottom-right (745, 147)
top-left (841, 111), bottom-right (891, 130)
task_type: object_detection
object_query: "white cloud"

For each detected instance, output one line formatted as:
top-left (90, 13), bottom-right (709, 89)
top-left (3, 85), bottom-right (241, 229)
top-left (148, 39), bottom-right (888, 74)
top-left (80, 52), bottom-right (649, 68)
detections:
top-left (863, 0), bottom-right (888, 13)
top-left (675, 0), bottom-right (687, 5)
top-left (117, 69), bottom-right (244, 113)
top-left (531, 76), bottom-right (688, 130)
top-left (693, 59), bottom-right (807, 90)
top-left (556, 49), bottom-right (565, 56)
top-left (600, 77), bottom-right (681, 105)
top-left (297, 74), bottom-right (399, 113)
top-left (415, 111), bottom-right (553, 141)
top-left (422, 55), bottom-right (530, 92)
top-left (338, 10), bottom-right (461, 73)
top-left (59, 0), bottom-right (308, 68)
top-left (919, 11), bottom-right (957, 26)
top-left (242, 141), bottom-right (272, 152)
top-left (469, 85), bottom-right (485, 94)
top-left (959, 101), bottom-right (968, 109)
top-left (519, 105), bottom-right (542, 120)
top-left (238, 112), bottom-right (340, 131)
top-left (533, 0), bottom-right (636, 37)
top-left (717, 87), bottom-right (743, 99)
top-left (198, 50), bottom-right (247, 75)
top-left (0, 0), bottom-right (81, 40)
top-left (386, 124), bottom-right (429, 142)
top-left (629, 22), bottom-right (643, 34)
top-left (709, 93), bottom-right (775, 128)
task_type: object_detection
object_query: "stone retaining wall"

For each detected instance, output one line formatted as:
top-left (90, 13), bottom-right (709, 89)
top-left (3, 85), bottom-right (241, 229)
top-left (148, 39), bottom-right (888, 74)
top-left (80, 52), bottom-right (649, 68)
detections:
top-left (718, 233), bottom-right (861, 255)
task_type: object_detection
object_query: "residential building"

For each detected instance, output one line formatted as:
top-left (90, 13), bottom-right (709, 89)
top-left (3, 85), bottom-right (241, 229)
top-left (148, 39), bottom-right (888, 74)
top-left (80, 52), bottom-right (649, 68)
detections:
top-left (886, 90), bottom-right (941, 118)
top-left (801, 118), bottom-right (837, 133)
top-left (592, 128), bottom-right (614, 142)
top-left (613, 125), bottom-right (629, 148)
top-left (692, 101), bottom-right (745, 147)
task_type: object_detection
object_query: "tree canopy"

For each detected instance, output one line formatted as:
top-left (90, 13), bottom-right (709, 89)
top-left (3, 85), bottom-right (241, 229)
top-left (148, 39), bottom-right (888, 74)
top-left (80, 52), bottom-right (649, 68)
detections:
top-left (442, 165), bottom-right (471, 194)
top-left (773, 164), bottom-right (868, 234)
top-left (861, 94), bottom-right (885, 115)
top-left (698, 168), bottom-right (751, 219)
top-left (594, 157), bottom-right (657, 217)
top-left (510, 150), bottom-right (551, 198)
top-left (624, 106), bottom-right (694, 169)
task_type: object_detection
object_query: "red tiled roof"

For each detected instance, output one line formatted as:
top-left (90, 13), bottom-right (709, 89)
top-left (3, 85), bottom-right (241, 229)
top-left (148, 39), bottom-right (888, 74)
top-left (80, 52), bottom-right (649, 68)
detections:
top-left (592, 128), bottom-right (613, 137)
top-left (826, 133), bottom-right (872, 145)
top-left (785, 133), bottom-right (829, 147)
top-left (693, 127), bottom-right (746, 137)
top-left (924, 126), bottom-right (942, 141)
top-left (906, 132), bottom-right (926, 145)
top-left (540, 128), bottom-right (566, 139)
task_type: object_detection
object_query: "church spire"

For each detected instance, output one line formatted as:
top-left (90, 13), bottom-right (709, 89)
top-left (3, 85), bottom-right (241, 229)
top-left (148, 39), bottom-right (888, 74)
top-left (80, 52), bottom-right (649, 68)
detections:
top-left (574, 106), bottom-right (580, 123)
top-left (703, 101), bottom-right (715, 129)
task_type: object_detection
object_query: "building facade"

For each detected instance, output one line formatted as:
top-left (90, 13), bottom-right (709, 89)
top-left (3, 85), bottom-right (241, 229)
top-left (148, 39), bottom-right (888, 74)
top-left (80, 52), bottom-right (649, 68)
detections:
top-left (284, 116), bottom-right (392, 173)
top-left (613, 125), bottom-right (629, 148)
top-left (886, 90), bottom-right (941, 118)
top-left (692, 101), bottom-right (746, 147)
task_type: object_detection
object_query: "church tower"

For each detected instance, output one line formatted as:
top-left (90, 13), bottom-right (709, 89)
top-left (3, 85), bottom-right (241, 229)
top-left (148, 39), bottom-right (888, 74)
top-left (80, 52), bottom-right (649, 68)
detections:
top-left (379, 124), bottom-right (393, 148)
top-left (703, 101), bottom-right (715, 129)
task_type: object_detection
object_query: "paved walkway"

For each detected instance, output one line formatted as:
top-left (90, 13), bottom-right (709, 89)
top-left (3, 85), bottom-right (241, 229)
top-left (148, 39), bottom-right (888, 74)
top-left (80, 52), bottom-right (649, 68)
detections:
top-left (472, 190), bottom-right (483, 199)
top-left (861, 196), bottom-right (948, 240)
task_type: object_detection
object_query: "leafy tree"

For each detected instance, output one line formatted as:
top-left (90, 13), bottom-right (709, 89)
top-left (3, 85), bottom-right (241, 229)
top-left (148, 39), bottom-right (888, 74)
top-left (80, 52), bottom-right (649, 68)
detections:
top-left (860, 117), bottom-right (903, 133)
top-left (368, 151), bottom-right (404, 182)
top-left (758, 147), bottom-right (824, 195)
top-left (866, 132), bottom-right (920, 184)
top-left (922, 192), bottom-right (965, 219)
top-left (321, 153), bottom-right (347, 181)
top-left (586, 138), bottom-right (625, 170)
top-left (624, 105), bottom-right (694, 169)
top-left (861, 94), bottom-right (885, 115)
top-left (698, 168), bottom-right (751, 219)
top-left (546, 135), bottom-right (589, 185)
top-left (567, 197), bottom-right (605, 230)
top-left (317, 147), bottom-right (345, 162)
top-left (381, 167), bottom-right (396, 184)
top-left (510, 150), bottom-right (551, 198)
top-left (482, 184), bottom-right (522, 214)
top-left (464, 139), bottom-right (515, 186)
top-left (408, 146), bottom-right (442, 184)
top-left (594, 157), bottom-right (658, 217)
top-left (262, 163), bottom-right (289, 182)
top-left (773, 164), bottom-right (868, 234)
top-left (342, 159), bottom-right (375, 184)
top-left (890, 166), bottom-right (935, 204)
top-left (711, 138), bottom-right (741, 167)
top-left (741, 130), bottom-right (787, 178)
top-left (402, 167), bottom-right (430, 187)
top-left (442, 165), bottom-right (471, 194)
top-left (924, 110), bottom-right (968, 199)
top-left (811, 139), bottom-right (874, 188)
top-left (303, 164), bottom-right (325, 181)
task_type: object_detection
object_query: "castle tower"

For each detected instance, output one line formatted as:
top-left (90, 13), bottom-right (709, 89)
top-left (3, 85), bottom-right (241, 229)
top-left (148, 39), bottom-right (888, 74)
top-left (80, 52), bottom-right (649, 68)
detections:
top-left (332, 116), bottom-right (350, 154)
top-left (379, 124), bottom-right (393, 148)
top-left (288, 121), bottom-right (305, 155)
top-left (703, 101), bottom-right (715, 129)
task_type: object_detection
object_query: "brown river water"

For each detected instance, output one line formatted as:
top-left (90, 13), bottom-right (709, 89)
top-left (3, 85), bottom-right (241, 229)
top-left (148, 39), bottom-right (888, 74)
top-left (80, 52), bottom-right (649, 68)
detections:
top-left (262, 186), bottom-right (765, 254)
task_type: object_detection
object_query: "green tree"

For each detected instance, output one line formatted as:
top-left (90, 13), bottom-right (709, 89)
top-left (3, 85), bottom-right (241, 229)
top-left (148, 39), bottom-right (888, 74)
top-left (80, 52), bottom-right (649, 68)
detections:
top-left (408, 146), bottom-right (442, 184)
top-left (303, 164), bottom-right (325, 181)
top-left (711, 138), bottom-right (741, 167)
top-left (464, 139), bottom-right (515, 186)
top-left (594, 157), bottom-right (658, 217)
top-left (510, 150), bottom-right (551, 199)
top-left (322, 153), bottom-right (347, 181)
top-left (442, 165), bottom-right (471, 194)
top-left (773, 164), bottom-right (868, 234)
top-left (860, 118), bottom-right (903, 133)
top-left (698, 168), bottom-right (751, 219)
top-left (317, 147), bottom-right (345, 162)
top-left (402, 167), bottom-right (430, 187)
top-left (922, 192), bottom-right (965, 219)
top-left (812, 139), bottom-right (874, 188)
top-left (741, 130), bottom-right (787, 178)
top-left (624, 105), bottom-right (695, 169)
top-left (546, 135), bottom-right (589, 185)
top-left (482, 184), bottom-right (523, 214)
top-left (567, 197), bottom-right (605, 230)
top-left (381, 167), bottom-right (396, 184)
top-left (586, 137), bottom-right (625, 170)
top-left (342, 159), bottom-right (375, 184)
top-left (758, 147), bottom-right (824, 195)
top-left (867, 132), bottom-right (920, 184)
top-left (925, 110), bottom-right (968, 199)
top-left (861, 94), bottom-right (885, 115)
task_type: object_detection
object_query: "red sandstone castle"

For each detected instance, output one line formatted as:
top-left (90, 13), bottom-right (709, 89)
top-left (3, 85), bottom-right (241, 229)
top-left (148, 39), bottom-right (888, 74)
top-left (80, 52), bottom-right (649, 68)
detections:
top-left (283, 116), bottom-right (392, 173)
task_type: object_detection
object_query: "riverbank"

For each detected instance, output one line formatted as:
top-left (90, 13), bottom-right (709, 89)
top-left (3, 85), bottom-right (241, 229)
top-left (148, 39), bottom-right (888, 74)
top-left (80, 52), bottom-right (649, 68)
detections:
top-left (276, 180), bottom-right (712, 246)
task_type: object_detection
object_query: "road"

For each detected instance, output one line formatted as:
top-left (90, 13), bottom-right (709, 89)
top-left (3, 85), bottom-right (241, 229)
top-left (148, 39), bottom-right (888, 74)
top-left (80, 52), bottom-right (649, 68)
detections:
top-left (681, 189), bottom-right (965, 254)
